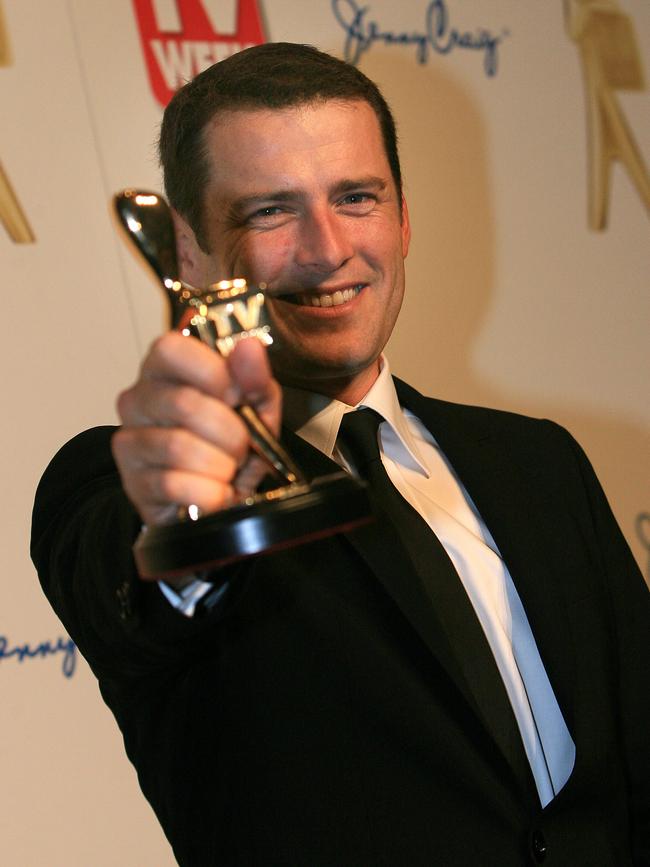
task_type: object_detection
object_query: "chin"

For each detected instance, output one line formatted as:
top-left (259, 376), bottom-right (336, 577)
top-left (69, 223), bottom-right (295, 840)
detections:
top-left (271, 348), bottom-right (378, 390)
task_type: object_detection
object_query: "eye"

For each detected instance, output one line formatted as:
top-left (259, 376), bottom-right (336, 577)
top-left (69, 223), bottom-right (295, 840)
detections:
top-left (250, 206), bottom-right (283, 220)
top-left (244, 205), bottom-right (292, 228)
top-left (341, 193), bottom-right (371, 205)
top-left (338, 192), bottom-right (376, 213)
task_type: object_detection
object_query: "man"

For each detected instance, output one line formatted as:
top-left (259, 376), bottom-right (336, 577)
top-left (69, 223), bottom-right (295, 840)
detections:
top-left (31, 43), bottom-right (649, 866)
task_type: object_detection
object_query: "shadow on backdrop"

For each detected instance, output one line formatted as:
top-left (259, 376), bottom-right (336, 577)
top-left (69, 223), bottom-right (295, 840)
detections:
top-left (362, 51), bottom-right (648, 577)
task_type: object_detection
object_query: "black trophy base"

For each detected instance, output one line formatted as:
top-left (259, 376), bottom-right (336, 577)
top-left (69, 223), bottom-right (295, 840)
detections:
top-left (134, 471), bottom-right (372, 580)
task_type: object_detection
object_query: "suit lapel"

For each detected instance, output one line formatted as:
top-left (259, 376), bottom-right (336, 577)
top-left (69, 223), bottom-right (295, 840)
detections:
top-left (282, 380), bottom-right (580, 795)
top-left (394, 379), bottom-right (577, 735)
top-left (281, 424), bottom-right (518, 749)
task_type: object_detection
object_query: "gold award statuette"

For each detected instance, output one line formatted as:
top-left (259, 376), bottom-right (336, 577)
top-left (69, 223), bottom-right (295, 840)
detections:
top-left (114, 190), bottom-right (371, 579)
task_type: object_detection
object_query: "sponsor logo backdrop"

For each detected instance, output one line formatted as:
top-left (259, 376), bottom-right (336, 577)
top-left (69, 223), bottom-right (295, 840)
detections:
top-left (1, 1), bottom-right (648, 863)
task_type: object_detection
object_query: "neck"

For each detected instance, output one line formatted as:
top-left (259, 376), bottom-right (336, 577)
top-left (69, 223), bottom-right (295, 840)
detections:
top-left (277, 360), bottom-right (381, 407)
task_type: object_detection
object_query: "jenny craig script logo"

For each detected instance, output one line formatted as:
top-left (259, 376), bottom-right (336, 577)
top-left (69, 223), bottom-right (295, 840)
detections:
top-left (132, 0), bottom-right (505, 111)
top-left (0, 634), bottom-right (77, 678)
top-left (332, 0), bottom-right (508, 77)
top-left (132, 0), bottom-right (267, 107)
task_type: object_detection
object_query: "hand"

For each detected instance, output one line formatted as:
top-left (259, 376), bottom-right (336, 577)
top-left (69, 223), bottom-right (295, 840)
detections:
top-left (112, 332), bottom-right (281, 527)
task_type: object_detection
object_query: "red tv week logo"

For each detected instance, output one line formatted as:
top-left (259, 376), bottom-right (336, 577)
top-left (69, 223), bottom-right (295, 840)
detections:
top-left (132, 0), bottom-right (267, 107)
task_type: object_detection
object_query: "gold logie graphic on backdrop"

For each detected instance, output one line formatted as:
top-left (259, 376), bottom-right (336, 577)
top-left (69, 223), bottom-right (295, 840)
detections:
top-left (0, 0), bottom-right (35, 244)
top-left (0, 0), bottom-right (10, 65)
top-left (0, 164), bottom-right (35, 244)
top-left (565, 0), bottom-right (650, 230)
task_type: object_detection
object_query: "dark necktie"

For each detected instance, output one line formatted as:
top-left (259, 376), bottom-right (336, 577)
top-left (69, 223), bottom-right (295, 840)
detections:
top-left (338, 408), bottom-right (533, 790)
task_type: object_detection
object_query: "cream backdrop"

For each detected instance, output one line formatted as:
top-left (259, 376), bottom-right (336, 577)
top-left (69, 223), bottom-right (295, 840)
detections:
top-left (1, 1), bottom-right (648, 864)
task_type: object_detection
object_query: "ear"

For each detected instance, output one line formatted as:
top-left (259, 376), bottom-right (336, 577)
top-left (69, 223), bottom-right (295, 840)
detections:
top-left (400, 194), bottom-right (411, 258)
top-left (171, 209), bottom-right (209, 285)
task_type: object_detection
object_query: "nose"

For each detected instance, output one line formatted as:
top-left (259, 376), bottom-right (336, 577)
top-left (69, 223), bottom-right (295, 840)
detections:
top-left (294, 206), bottom-right (353, 273)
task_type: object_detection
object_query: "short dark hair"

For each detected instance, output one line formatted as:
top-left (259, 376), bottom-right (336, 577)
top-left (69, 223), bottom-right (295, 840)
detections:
top-left (159, 42), bottom-right (402, 251)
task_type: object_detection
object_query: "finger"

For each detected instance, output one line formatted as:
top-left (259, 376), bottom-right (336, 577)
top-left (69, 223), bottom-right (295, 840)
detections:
top-left (117, 383), bottom-right (250, 463)
top-left (227, 338), bottom-right (282, 435)
top-left (143, 332), bottom-right (242, 402)
top-left (112, 426), bottom-right (239, 479)
top-left (112, 427), bottom-right (240, 524)
top-left (128, 469), bottom-right (236, 527)
top-left (233, 453), bottom-right (276, 497)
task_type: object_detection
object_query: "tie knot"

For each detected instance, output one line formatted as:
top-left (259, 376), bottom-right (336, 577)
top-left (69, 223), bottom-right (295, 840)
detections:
top-left (338, 409), bottom-right (383, 474)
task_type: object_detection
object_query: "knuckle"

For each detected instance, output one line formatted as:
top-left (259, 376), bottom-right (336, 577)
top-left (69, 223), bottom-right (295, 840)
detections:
top-left (213, 484), bottom-right (235, 511)
top-left (163, 428), bottom-right (189, 465)
top-left (155, 470), bottom-right (179, 503)
top-left (142, 335), bottom-right (165, 368)
top-left (217, 450), bottom-right (239, 482)
top-left (111, 427), bottom-right (133, 462)
top-left (220, 415), bottom-right (249, 465)
top-left (171, 385), bottom-right (200, 421)
top-left (233, 433), bottom-right (251, 465)
top-left (202, 482), bottom-right (234, 513)
top-left (152, 331), bottom-right (177, 356)
top-left (143, 333), bottom-right (180, 372)
top-left (115, 386), bottom-right (135, 422)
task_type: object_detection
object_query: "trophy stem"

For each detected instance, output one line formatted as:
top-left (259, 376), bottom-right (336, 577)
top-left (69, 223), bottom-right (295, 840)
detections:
top-left (236, 404), bottom-right (304, 484)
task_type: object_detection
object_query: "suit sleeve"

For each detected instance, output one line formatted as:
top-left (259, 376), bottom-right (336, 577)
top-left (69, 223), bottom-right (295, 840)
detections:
top-left (560, 425), bottom-right (650, 864)
top-left (30, 426), bottom-right (245, 684)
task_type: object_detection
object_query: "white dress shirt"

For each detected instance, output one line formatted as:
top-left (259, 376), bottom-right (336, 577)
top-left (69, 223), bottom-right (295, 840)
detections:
top-left (162, 359), bottom-right (575, 806)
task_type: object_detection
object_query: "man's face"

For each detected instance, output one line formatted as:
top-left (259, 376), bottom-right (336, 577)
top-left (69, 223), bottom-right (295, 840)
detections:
top-left (183, 99), bottom-right (411, 402)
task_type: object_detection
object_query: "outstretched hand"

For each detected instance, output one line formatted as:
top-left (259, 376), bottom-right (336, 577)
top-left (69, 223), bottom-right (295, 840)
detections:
top-left (112, 332), bottom-right (281, 527)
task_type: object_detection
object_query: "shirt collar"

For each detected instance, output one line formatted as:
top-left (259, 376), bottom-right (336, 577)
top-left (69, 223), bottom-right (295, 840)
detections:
top-left (282, 358), bottom-right (430, 476)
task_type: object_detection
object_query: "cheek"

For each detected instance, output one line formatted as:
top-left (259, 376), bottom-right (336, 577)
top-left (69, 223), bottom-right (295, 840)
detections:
top-left (237, 232), bottom-right (296, 284)
top-left (357, 220), bottom-right (404, 264)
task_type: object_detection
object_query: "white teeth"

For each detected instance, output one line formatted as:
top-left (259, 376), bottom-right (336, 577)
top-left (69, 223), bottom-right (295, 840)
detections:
top-left (297, 286), bottom-right (362, 307)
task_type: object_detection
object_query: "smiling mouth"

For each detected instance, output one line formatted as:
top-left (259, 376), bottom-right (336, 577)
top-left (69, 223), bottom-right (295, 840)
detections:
top-left (277, 285), bottom-right (364, 307)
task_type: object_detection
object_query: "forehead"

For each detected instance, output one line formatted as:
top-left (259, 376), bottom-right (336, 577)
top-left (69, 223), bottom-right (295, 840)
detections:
top-left (200, 100), bottom-right (392, 196)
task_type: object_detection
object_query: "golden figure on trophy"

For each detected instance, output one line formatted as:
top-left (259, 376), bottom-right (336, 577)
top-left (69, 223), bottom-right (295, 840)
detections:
top-left (565, 0), bottom-right (650, 229)
top-left (0, 0), bottom-right (35, 244)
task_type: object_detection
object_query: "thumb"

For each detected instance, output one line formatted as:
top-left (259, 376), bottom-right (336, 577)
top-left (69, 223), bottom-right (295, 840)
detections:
top-left (227, 338), bottom-right (282, 436)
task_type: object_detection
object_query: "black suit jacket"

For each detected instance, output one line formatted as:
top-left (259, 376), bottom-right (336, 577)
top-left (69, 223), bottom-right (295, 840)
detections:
top-left (31, 380), bottom-right (650, 866)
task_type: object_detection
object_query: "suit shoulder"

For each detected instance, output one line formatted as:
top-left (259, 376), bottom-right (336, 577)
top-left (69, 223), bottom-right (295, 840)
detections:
top-left (39, 424), bottom-right (119, 489)
top-left (31, 425), bottom-right (121, 551)
top-left (438, 399), bottom-right (572, 444)
top-left (394, 377), bottom-right (570, 444)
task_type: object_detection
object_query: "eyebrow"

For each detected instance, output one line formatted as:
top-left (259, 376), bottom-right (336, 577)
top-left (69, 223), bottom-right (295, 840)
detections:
top-left (330, 176), bottom-right (388, 197)
top-left (229, 176), bottom-right (389, 215)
